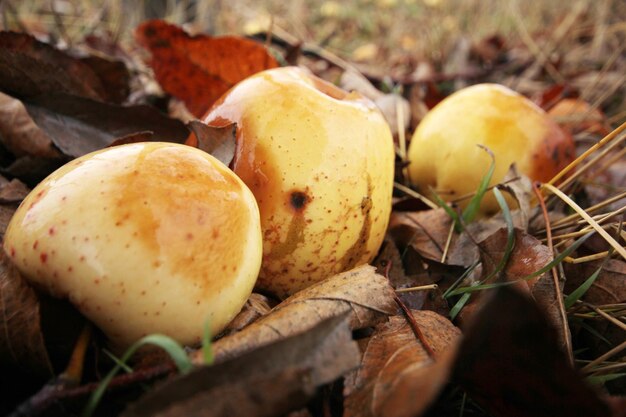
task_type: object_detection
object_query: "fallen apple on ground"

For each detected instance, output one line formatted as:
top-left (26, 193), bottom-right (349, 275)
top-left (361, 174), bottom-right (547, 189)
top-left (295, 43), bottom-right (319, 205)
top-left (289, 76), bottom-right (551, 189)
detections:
top-left (3, 142), bottom-right (262, 349)
top-left (189, 66), bottom-right (395, 298)
top-left (407, 83), bottom-right (576, 216)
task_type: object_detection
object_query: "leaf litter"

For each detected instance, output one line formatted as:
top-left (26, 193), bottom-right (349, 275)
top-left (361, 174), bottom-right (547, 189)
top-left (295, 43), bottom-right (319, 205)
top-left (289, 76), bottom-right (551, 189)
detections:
top-left (0, 8), bottom-right (624, 417)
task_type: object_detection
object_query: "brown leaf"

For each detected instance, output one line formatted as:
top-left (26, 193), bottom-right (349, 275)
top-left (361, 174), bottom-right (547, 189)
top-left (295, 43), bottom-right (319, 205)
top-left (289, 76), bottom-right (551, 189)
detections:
top-left (79, 55), bottom-right (131, 104)
top-left (187, 120), bottom-right (237, 166)
top-left (565, 259), bottom-right (626, 305)
top-left (220, 293), bottom-right (274, 336)
top-left (123, 313), bottom-right (360, 417)
top-left (454, 286), bottom-right (610, 417)
top-left (0, 31), bottom-right (108, 101)
top-left (24, 94), bottom-right (188, 158)
top-left (0, 178), bottom-right (30, 203)
top-left (191, 265), bottom-right (396, 364)
top-left (344, 311), bottom-right (460, 417)
top-left (0, 92), bottom-right (64, 159)
top-left (135, 19), bottom-right (278, 117)
top-left (459, 228), bottom-right (571, 354)
top-left (388, 208), bottom-right (453, 264)
top-left (0, 250), bottom-right (52, 377)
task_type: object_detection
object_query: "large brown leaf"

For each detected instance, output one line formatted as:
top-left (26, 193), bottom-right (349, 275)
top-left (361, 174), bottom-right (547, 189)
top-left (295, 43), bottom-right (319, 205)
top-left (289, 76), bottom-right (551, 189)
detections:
top-left (191, 265), bottom-right (396, 364)
top-left (0, 250), bottom-right (52, 377)
top-left (0, 31), bottom-right (127, 103)
top-left (344, 311), bottom-right (460, 417)
top-left (135, 19), bottom-right (278, 117)
top-left (123, 313), bottom-right (360, 417)
top-left (454, 286), bottom-right (610, 417)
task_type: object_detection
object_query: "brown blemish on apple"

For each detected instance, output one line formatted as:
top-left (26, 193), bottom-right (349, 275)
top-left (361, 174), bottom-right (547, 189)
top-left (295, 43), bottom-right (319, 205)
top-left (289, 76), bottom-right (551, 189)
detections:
top-left (289, 190), bottom-right (310, 212)
top-left (338, 176), bottom-right (373, 271)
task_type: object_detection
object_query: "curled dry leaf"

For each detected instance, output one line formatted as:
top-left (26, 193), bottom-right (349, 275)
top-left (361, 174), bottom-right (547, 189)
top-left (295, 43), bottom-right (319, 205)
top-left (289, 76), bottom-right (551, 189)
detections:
top-left (454, 286), bottom-right (611, 417)
top-left (135, 19), bottom-right (278, 117)
top-left (186, 120), bottom-right (237, 167)
top-left (344, 311), bottom-right (460, 417)
top-left (123, 314), bottom-right (360, 417)
top-left (191, 265), bottom-right (396, 364)
top-left (0, 176), bottom-right (30, 240)
top-left (0, 250), bottom-right (52, 378)
top-left (220, 293), bottom-right (274, 336)
top-left (0, 31), bottom-right (126, 103)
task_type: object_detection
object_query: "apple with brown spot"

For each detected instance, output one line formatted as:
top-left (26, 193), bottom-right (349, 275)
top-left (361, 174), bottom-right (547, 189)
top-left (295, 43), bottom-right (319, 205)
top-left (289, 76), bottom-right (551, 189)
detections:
top-left (3, 142), bottom-right (262, 349)
top-left (189, 66), bottom-right (395, 298)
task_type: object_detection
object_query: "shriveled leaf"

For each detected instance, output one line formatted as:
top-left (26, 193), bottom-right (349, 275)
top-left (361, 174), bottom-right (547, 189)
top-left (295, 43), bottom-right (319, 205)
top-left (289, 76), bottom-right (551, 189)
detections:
top-left (220, 293), bottom-right (274, 336)
top-left (344, 311), bottom-right (460, 417)
top-left (107, 131), bottom-right (155, 148)
top-left (0, 91), bottom-right (64, 159)
top-left (0, 31), bottom-right (108, 101)
top-left (0, 178), bottom-right (30, 203)
top-left (0, 250), bottom-right (52, 377)
top-left (191, 265), bottom-right (396, 364)
top-left (388, 208), bottom-right (454, 264)
top-left (187, 121), bottom-right (237, 166)
top-left (454, 286), bottom-right (610, 417)
top-left (135, 19), bottom-right (278, 117)
top-left (123, 314), bottom-right (360, 417)
top-left (24, 93), bottom-right (188, 158)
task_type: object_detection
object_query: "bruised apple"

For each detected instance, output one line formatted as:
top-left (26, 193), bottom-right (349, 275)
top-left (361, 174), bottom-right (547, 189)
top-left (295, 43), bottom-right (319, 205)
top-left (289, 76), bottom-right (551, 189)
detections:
top-left (407, 83), bottom-right (575, 216)
top-left (191, 67), bottom-right (395, 298)
top-left (3, 143), bottom-right (262, 349)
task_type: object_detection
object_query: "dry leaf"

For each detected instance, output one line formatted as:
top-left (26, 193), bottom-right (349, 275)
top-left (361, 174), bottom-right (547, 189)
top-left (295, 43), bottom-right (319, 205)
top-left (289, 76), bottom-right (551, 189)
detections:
top-left (124, 313), bottom-right (360, 417)
top-left (187, 121), bottom-right (237, 166)
top-left (344, 311), bottom-right (460, 417)
top-left (454, 286), bottom-right (610, 417)
top-left (0, 92), bottom-right (64, 159)
top-left (191, 265), bottom-right (396, 364)
top-left (220, 293), bottom-right (274, 336)
top-left (24, 94), bottom-right (188, 158)
top-left (135, 20), bottom-right (278, 117)
top-left (0, 31), bottom-right (118, 102)
top-left (0, 250), bottom-right (52, 378)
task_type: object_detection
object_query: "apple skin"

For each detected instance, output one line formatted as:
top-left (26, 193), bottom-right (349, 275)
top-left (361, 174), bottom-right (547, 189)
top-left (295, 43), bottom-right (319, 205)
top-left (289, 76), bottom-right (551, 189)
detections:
top-left (407, 83), bottom-right (575, 216)
top-left (193, 67), bottom-right (395, 298)
top-left (3, 142), bottom-right (262, 349)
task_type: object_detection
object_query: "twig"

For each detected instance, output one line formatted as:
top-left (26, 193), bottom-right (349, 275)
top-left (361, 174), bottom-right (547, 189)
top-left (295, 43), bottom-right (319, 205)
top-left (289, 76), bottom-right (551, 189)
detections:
top-left (532, 182), bottom-right (573, 366)
top-left (383, 261), bottom-right (436, 358)
top-left (396, 284), bottom-right (438, 293)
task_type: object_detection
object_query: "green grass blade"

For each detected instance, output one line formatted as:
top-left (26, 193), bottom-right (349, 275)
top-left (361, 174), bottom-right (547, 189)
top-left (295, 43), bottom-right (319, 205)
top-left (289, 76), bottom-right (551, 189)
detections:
top-left (82, 334), bottom-right (193, 417)
top-left (564, 262), bottom-right (605, 309)
top-left (587, 373), bottom-right (626, 385)
top-left (450, 291), bottom-right (472, 320)
top-left (481, 187), bottom-right (516, 282)
top-left (202, 320), bottom-right (214, 365)
top-left (447, 231), bottom-right (595, 296)
top-left (103, 349), bottom-right (133, 373)
top-left (443, 260), bottom-right (480, 299)
top-left (431, 189), bottom-right (463, 232)
top-left (462, 145), bottom-right (495, 224)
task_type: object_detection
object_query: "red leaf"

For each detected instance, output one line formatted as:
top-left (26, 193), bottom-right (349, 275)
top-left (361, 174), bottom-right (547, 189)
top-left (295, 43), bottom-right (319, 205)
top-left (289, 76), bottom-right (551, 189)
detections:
top-left (135, 20), bottom-right (279, 117)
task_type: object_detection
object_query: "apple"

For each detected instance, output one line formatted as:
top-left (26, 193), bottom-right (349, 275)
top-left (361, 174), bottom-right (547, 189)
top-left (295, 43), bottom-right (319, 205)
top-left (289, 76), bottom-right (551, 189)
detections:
top-left (3, 142), bottom-right (262, 349)
top-left (189, 66), bottom-right (395, 298)
top-left (407, 83), bottom-right (575, 216)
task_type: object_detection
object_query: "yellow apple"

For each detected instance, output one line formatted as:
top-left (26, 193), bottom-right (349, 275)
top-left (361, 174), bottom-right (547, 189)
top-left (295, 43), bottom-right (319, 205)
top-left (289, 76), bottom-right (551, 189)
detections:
top-left (3, 142), bottom-right (262, 349)
top-left (407, 83), bottom-right (575, 216)
top-left (190, 67), bottom-right (395, 298)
